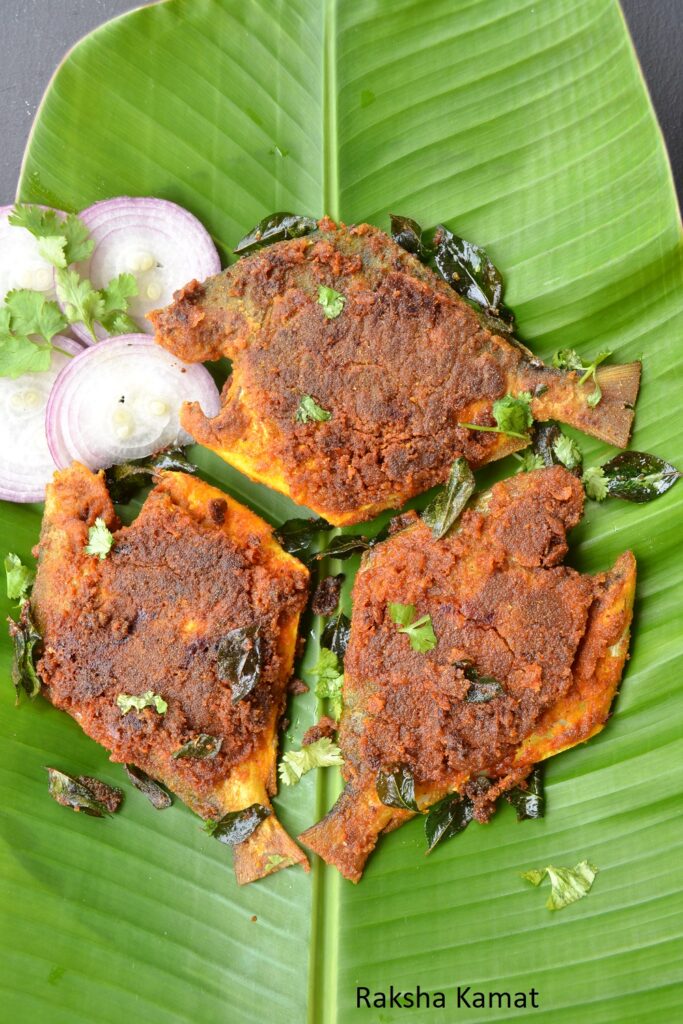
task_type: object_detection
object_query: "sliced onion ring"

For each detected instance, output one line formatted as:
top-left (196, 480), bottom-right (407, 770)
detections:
top-left (0, 335), bottom-right (83, 503)
top-left (0, 204), bottom-right (62, 302)
top-left (45, 334), bottom-right (220, 471)
top-left (70, 197), bottom-right (221, 344)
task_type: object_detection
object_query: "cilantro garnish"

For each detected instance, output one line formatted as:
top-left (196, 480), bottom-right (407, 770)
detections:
top-left (552, 348), bottom-right (612, 408)
top-left (317, 284), bottom-right (345, 319)
top-left (459, 391), bottom-right (533, 440)
top-left (388, 602), bottom-right (437, 653)
top-left (84, 518), bottom-right (114, 560)
top-left (116, 691), bottom-right (168, 715)
top-left (4, 553), bottom-right (35, 603)
top-left (515, 450), bottom-right (545, 473)
top-left (552, 433), bottom-right (583, 471)
top-left (278, 737), bottom-right (343, 786)
top-left (9, 206), bottom-right (94, 266)
top-left (521, 860), bottom-right (598, 911)
top-left (295, 394), bottom-right (332, 423)
top-left (582, 465), bottom-right (608, 502)
top-left (310, 647), bottom-right (344, 720)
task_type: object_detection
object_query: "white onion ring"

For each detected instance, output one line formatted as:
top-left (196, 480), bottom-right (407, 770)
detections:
top-left (45, 334), bottom-right (220, 471)
top-left (70, 197), bottom-right (221, 344)
top-left (0, 204), bottom-right (62, 302)
top-left (0, 335), bottom-right (83, 503)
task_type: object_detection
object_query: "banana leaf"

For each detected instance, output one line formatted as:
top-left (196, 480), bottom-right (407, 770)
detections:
top-left (2, 0), bottom-right (682, 1021)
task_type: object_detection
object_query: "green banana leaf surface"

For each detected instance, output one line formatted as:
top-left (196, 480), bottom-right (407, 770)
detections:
top-left (2, 0), bottom-right (682, 1021)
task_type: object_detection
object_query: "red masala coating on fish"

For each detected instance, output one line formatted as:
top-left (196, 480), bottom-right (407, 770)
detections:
top-left (32, 465), bottom-right (309, 811)
top-left (340, 467), bottom-right (593, 788)
top-left (150, 220), bottom-right (639, 525)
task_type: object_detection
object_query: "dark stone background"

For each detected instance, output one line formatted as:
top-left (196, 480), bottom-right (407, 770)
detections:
top-left (0, 0), bottom-right (680, 202)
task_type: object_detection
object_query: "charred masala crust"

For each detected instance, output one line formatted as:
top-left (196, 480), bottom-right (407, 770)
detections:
top-left (150, 219), bottom-right (639, 525)
top-left (32, 463), bottom-right (309, 818)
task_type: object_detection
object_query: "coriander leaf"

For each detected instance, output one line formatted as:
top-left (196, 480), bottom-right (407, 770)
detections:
top-left (100, 272), bottom-right (138, 314)
top-left (4, 553), bottom-right (35, 602)
top-left (311, 647), bottom-right (344, 720)
top-left (421, 457), bottom-right (475, 539)
top-left (459, 391), bottom-right (533, 440)
top-left (521, 859), bottom-right (598, 911)
top-left (552, 348), bottom-right (611, 407)
top-left (582, 465), bottom-right (609, 502)
top-left (600, 451), bottom-right (681, 503)
top-left (265, 854), bottom-right (294, 872)
top-left (551, 348), bottom-right (583, 371)
top-left (84, 517), bottom-right (114, 559)
top-left (204, 804), bottom-right (270, 845)
top-left (0, 335), bottom-right (52, 377)
top-left (55, 268), bottom-right (104, 339)
top-left (216, 623), bottom-right (262, 703)
top-left (516, 450), bottom-right (545, 473)
top-left (317, 285), bottom-right (345, 319)
top-left (388, 602), bottom-right (437, 652)
top-left (552, 433), bottom-right (583, 471)
top-left (425, 792), bottom-right (474, 852)
top-left (116, 690), bottom-right (167, 715)
top-left (295, 394), bottom-right (332, 423)
top-left (505, 765), bottom-right (545, 821)
top-left (37, 234), bottom-right (68, 268)
top-left (234, 212), bottom-right (317, 256)
top-left (376, 766), bottom-right (419, 811)
top-left (99, 310), bottom-right (140, 336)
top-left (4, 289), bottom-right (68, 344)
top-left (278, 737), bottom-right (343, 786)
top-left (46, 767), bottom-right (123, 817)
top-left (60, 211), bottom-right (95, 264)
top-left (123, 764), bottom-right (172, 809)
top-left (8, 600), bottom-right (42, 701)
top-left (172, 734), bottom-right (223, 760)
top-left (8, 204), bottom-right (63, 240)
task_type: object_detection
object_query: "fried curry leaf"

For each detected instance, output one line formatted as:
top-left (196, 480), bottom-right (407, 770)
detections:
top-left (521, 860), bottom-right (598, 911)
top-left (204, 803), bottom-right (271, 845)
top-left (432, 224), bottom-right (513, 325)
top-left (171, 734), bottom-right (223, 761)
top-left (278, 737), bottom-right (343, 786)
top-left (295, 395), bottom-right (332, 423)
top-left (4, 553), bottom-right (34, 602)
top-left (310, 648), bottom-right (344, 721)
top-left (274, 516), bottom-right (330, 563)
top-left (317, 285), bottom-right (346, 319)
top-left (454, 661), bottom-right (506, 703)
top-left (84, 518), bottom-right (114, 560)
top-left (8, 600), bottom-right (42, 701)
top-left (424, 792), bottom-right (474, 852)
top-left (421, 457), bottom-right (475, 539)
top-left (320, 611), bottom-right (351, 662)
top-left (505, 765), bottom-right (545, 821)
top-left (123, 764), bottom-right (173, 809)
top-left (388, 602), bottom-right (437, 653)
top-left (105, 446), bottom-right (195, 502)
top-left (217, 623), bottom-right (263, 703)
top-left (316, 522), bottom-right (391, 561)
top-left (46, 767), bottom-right (122, 817)
top-left (376, 766), bottom-right (419, 811)
top-left (389, 213), bottom-right (431, 261)
top-left (234, 212), bottom-right (317, 256)
top-left (116, 690), bottom-right (167, 715)
top-left (600, 451), bottom-right (681, 503)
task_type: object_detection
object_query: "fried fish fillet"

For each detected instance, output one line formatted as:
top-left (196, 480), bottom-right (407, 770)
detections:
top-left (299, 466), bottom-right (636, 881)
top-left (150, 219), bottom-right (641, 525)
top-left (31, 463), bottom-right (309, 884)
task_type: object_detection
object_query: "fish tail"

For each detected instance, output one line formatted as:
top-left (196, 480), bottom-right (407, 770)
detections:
top-left (530, 361), bottom-right (641, 448)
top-left (233, 807), bottom-right (309, 885)
top-left (299, 781), bottom-right (412, 882)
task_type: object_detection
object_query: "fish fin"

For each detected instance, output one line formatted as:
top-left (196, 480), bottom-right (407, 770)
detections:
top-left (595, 362), bottom-right (641, 407)
top-left (233, 809), bottom-right (309, 885)
top-left (533, 361), bottom-right (641, 448)
top-left (299, 781), bottom-right (412, 882)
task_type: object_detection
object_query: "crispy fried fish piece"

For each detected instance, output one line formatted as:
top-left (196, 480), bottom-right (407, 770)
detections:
top-left (150, 219), bottom-right (640, 525)
top-left (299, 466), bottom-right (636, 881)
top-left (31, 463), bottom-right (309, 884)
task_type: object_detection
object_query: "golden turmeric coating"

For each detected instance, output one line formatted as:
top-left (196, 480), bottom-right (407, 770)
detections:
top-left (31, 463), bottom-right (310, 884)
top-left (299, 467), bottom-right (636, 881)
top-left (150, 219), bottom-right (640, 525)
